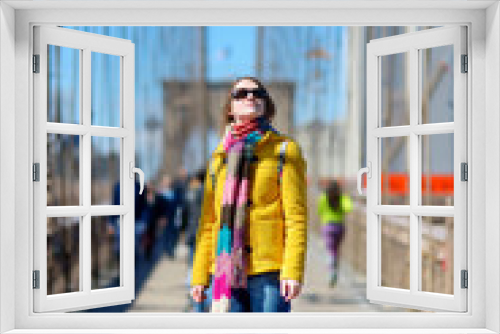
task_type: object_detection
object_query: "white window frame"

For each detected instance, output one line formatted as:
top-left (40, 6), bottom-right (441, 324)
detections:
top-left (33, 25), bottom-right (136, 313)
top-left (0, 1), bottom-right (499, 333)
top-left (365, 26), bottom-right (468, 312)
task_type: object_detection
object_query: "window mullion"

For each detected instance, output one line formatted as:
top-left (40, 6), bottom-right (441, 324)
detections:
top-left (82, 48), bottom-right (92, 293)
top-left (409, 46), bottom-right (419, 294)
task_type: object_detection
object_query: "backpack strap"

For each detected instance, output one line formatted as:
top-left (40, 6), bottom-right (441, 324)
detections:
top-left (209, 156), bottom-right (227, 192)
top-left (209, 161), bottom-right (216, 192)
top-left (278, 141), bottom-right (288, 183)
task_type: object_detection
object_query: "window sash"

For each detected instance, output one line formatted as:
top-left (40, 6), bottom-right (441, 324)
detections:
top-left (365, 25), bottom-right (467, 312)
top-left (32, 25), bottom-right (136, 313)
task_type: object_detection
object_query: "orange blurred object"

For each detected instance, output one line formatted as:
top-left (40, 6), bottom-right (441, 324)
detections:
top-left (361, 173), bottom-right (454, 195)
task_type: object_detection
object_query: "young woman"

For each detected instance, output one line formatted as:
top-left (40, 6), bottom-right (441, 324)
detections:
top-left (190, 77), bottom-right (308, 313)
top-left (317, 180), bottom-right (352, 288)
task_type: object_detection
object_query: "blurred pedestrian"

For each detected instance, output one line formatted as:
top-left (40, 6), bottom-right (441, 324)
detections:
top-left (317, 180), bottom-right (353, 288)
top-left (183, 167), bottom-right (206, 311)
top-left (141, 183), bottom-right (165, 261)
top-left (173, 167), bottom-right (190, 234)
top-left (158, 174), bottom-right (179, 258)
top-left (190, 77), bottom-right (308, 313)
top-left (185, 168), bottom-right (206, 272)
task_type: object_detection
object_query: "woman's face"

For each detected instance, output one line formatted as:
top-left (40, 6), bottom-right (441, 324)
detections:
top-left (230, 79), bottom-right (265, 123)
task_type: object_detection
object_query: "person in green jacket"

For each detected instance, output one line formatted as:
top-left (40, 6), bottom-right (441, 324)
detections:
top-left (317, 180), bottom-right (353, 288)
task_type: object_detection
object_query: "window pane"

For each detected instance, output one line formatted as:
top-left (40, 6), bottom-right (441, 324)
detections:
top-left (420, 45), bottom-right (454, 124)
top-left (91, 216), bottom-right (120, 290)
top-left (47, 45), bottom-right (80, 124)
top-left (91, 52), bottom-right (121, 127)
top-left (421, 133), bottom-right (454, 206)
top-left (91, 136), bottom-right (121, 205)
top-left (381, 215), bottom-right (410, 290)
top-left (380, 52), bottom-right (409, 127)
top-left (47, 133), bottom-right (80, 206)
top-left (381, 137), bottom-right (409, 205)
top-left (47, 217), bottom-right (80, 295)
top-left (421, 216), bottom-right (454, 294)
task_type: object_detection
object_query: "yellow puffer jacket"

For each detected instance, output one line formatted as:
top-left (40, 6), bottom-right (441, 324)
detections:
top-left (191, 129), bottom-right (308, 287)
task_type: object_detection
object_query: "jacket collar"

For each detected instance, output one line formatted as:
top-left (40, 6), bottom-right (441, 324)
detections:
top-left (212, 128), bottom-right (281, 157)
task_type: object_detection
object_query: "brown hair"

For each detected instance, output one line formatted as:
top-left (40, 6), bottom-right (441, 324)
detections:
top-left (220, 76), bottom-right (276, 136)
top-left (326, 180), bottom-right (342, 212)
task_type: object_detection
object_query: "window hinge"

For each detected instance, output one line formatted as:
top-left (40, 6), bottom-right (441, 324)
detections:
top-left (461, 162), bottom-right (468, 181)
top-left (461, 270), bottom-right (468, 289)
top-left (33, 163), bottom-right (40, 182)
top-left (33, 270), bottom-right (40, 289)
top-left (461, 54), bottom-right (468, 73)
top-left (33, 54), bottom-right (40, 73)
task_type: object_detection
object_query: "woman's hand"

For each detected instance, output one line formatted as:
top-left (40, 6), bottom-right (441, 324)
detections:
top-left (280, 279), bottom-right (302, 301)
top-left (190, 285), bottom-right (207, 303)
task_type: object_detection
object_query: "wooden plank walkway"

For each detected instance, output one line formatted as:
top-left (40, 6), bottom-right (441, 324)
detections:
top-left (129, 232), bottom-right (416, 313)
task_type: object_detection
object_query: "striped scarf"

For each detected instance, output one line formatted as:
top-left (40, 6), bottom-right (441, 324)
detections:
top-left (210, 115), bottom-right (277, 313)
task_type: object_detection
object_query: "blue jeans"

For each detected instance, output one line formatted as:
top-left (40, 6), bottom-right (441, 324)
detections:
top-left (193, 271), bottom-right (291, 313)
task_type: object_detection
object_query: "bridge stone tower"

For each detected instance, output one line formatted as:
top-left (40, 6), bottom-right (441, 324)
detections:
top-left (158, 80), bottom-right (295, 179)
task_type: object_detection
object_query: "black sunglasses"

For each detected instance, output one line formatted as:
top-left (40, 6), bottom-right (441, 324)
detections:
top-left (231, 87), bottom-right (268, 100)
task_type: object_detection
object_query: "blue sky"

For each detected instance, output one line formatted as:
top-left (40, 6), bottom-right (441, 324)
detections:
top-left (206, 26), bottom-right (347, 125)
top-left (62, 26), bottom-right (346, 126)
top-left (207, 26), bottom-right (257, 81)
top-left (59, 26), bottom-right (347, 174)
